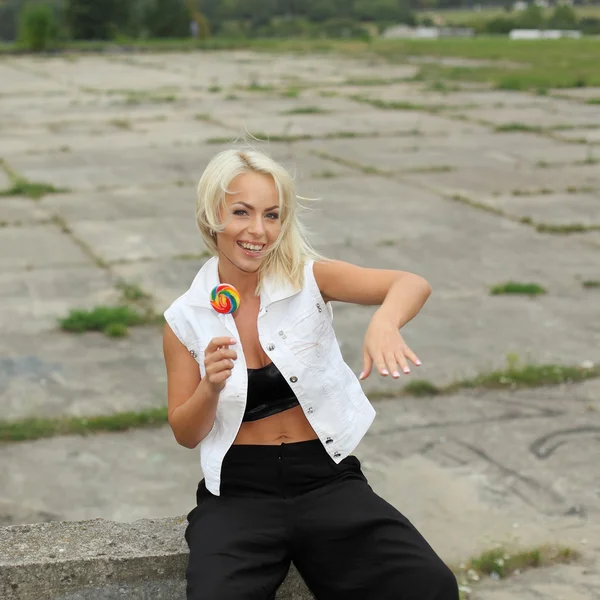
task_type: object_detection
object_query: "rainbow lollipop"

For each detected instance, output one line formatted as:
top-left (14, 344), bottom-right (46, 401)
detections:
top-left (210, 284), bottom-right (241, 314)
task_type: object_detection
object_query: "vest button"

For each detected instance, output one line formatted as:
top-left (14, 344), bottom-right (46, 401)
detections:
top-left (267, 343), bottom-right (275, 351)
top-left (333, 452), bottom-right (341, 458)
top-left (307, 407), bottom-right (314, 414)
top-left (325, 437), bottom-right (333, 444)
top-left (289, 376), bottom-right (298, 383)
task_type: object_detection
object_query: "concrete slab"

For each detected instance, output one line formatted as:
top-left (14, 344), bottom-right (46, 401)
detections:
top-left (401, 162), bottom-right (597, 198)
top-left (299, 131), bottom-right (594, 174)
top-left (0, 266), bottom-right (119, 335)
top-left (66, 216), bottom-right (205, 264)
top-left (552, 87), bottom-right (600, 101)
top-left (0, 62), bottom-right (69, 94)
top-left (8, 147), bottom-right (206, 191)
top-left (451, 105), bottom-right (600, 129)
top-left (0, 328), bottom-right (166, 421)
top-left (111, 258), bottom-right (208, 313)
top-left (25, 56), bottom-right (191, 90)
top-left (0, 224), bottom-right (94, 271)
top-left (482, 191), bottom-right (600, 226)
top-left (228, 111), bottom-right (473, 139)
top-left (552, 128), bottom-right (600, 144)
top-left (43, 186), bottom-right (196, 222)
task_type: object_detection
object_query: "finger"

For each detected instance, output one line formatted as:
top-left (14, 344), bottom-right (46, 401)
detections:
top-left (360, 350), bottom-right (373, 380)
top-left (384, 352), bottom-right (401, 378)
top-left (215, 369), bottom-right (233, 381)
top-left (210, 358), bottom-right (235, 372)
top-left (404, 347), bottom-right (422, 367)
top-left (395, 352), bottom-right (411, 375)
top-left (373, 355), bottom-right (389, 377)
top-left (206, 348), bottom-right (237, 364)
top-left (206, 337), bottom-right (236, 353)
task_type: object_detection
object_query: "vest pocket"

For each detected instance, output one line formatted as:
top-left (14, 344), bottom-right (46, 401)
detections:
top-left (283, 307), bottom-right (336, 370)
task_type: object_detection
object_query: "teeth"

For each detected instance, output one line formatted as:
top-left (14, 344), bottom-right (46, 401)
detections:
top-left (239, 242), bottom-right (263, 251)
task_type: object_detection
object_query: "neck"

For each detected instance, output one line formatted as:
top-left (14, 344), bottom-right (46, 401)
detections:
top-left (217, 255), bottom-right (260, 298)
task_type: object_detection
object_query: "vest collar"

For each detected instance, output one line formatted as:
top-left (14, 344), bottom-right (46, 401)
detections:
top-left (186, 256), bottom-right (300, 309)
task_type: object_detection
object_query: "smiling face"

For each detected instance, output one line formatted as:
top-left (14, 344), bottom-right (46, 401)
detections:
top-left (215, 171), bottom-right (281, 274)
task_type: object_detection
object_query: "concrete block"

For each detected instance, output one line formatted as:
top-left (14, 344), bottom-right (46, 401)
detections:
top-left (0, 224), bottom-right (94, 271)
top-left (0, 518), bottom-right (314, 599)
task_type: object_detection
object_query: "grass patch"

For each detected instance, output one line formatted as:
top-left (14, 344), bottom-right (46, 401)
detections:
top-left (312, 170), bottom-right (339, 179)
top-left (495, 123), bottom-right (545, 134)
top-left (124, 91), bottom-right (176, 105)
top-left (0, 179), bottom-right (66, 200)
top-left (536, 222), bottom-right (600, 234)
top-left (490, 282), bottom-right (547, 296)
top-left (173, 251), bottom-right (212, 260)
top-left (449, 194), bottom-right (505, 217)
top-left (115, 280), bottom-right (152, 303)
top-left (371, 355), bottom-right (600, 401)
top-left (194, 113), bottom-right (211, 121)
top-left (403, 379), bottom-right (442, 397)
top-left (282, 86), bottom-right (301, 98)
top-left (512, 187), bottom-right (553, 196)
top-left (109, 118), bottom-right (132, 130)
top-left (458, 545), bottom-right (578, 584)
top-left (59, 305), bottom-right (147, 335)
top-left (246, 82), bottom-right (275, 92)
top-left (59, 278), bottom-right (156, 337)
top-left (281, 106), bottom-right (328, 115)
top-left (585, 98), bottom-right (600, 105)
top-left (344, 77), bottom-right (407, 86)
top-left (0, 406), bottom-right (169, 443)
top-left (409, 165), bottom-right (455, 174)
top-left (583, 280), bottom-right (600, 288)
top-left (455, 357), bottom-right (598, 391)
top-left (352, 95), bottom-right (434, 112)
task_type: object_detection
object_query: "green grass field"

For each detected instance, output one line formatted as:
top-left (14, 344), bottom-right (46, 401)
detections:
top-left (420, 4), bottom-right (600, 24)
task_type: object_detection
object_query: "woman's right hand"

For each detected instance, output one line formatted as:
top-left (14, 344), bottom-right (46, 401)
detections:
top-left (203, 337), bottom-right (237, 394)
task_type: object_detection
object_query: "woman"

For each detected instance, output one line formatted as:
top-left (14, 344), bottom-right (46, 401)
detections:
top-left (163, 149), bottom-right (458, 600)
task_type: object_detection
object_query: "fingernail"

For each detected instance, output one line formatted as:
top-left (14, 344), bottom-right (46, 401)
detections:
top-left (381, 369), bottom-right (389, 376)
top-left (416, 360), bottom-right (422, 366)
top-left (403, 368), bottom-right (410, 374)
top-left (358, 371), bottom-right (364, 380)
top-left (392, 371), bottom-right (400, 378)
top-left (230, 339), bottom-right (236, 344)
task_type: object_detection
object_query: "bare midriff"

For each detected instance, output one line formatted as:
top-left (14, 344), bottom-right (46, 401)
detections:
top-left (232, 405), bottom-right (319, 445)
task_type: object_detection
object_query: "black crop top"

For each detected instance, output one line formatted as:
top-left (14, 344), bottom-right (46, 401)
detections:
top-left (243, 362), bottom-right (300, 422)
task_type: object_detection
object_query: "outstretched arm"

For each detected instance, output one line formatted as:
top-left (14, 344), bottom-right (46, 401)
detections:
top-left (313, 260), bottom-right (432, 380)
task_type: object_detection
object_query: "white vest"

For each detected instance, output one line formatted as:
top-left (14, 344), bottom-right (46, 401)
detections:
top-left (164, 257), bottom-right (376, 495)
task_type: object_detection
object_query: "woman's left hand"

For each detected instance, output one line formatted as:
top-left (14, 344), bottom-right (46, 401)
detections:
top-left (359, 314), bottom-right (421, 380)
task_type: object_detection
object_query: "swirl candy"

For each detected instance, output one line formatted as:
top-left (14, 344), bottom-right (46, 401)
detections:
top-left (210, 284), bottom-right (241, 314)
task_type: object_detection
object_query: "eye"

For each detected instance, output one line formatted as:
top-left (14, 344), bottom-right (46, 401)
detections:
top-left (233, 209), bottom-right (247, 216)
top-left (266, 212), bottom-right (279, 220)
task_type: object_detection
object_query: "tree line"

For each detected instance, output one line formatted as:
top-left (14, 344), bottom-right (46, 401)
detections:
top-left (2, 0), bottom-right (422, 42)
top-left (2, 0), bottom-right (599, 49)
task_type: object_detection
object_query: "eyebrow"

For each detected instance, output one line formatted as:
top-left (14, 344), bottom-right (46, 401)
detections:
top-left (233, 202), bottom-right (279, 212)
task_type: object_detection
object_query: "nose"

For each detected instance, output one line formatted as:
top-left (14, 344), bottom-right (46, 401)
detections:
top-left (247, 215), bottom-right (265, 237)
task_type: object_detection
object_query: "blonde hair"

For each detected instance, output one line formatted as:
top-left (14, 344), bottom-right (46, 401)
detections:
top-left (196, 148), bottom-right (323, 292)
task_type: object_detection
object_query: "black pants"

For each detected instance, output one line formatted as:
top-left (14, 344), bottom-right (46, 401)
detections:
top-left (185, 439), bottom-right (458, 600)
